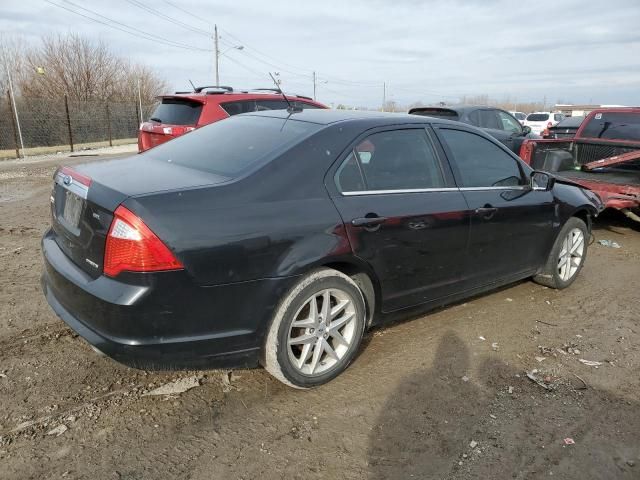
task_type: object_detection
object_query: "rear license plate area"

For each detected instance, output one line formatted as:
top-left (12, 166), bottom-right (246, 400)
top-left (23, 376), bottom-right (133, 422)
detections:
top-left (60, 190), bottom-right (83, 234)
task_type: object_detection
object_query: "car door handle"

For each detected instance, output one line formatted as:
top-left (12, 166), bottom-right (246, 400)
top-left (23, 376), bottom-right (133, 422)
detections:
top-left (474, 206), bottom-right (498, 219)
top-left (351, 216), bottom-right (387, 227)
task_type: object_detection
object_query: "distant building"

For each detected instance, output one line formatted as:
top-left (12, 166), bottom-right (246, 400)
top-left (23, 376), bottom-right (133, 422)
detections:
top-left (554, 104), bottom-right (628, 117)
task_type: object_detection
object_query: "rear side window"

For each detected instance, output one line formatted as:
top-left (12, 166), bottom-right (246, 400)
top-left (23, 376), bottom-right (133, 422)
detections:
top-left (554, 114), bottom-right (563, 121)
top-left (143, 115), bottom-right (321, 177)
top-left (439, 129), bottom-right (525, 188)
top-left (335, 129), bottom-right (446, 192)
top-left (221, 99), bottom-right (321, 116)
top-left (150, 99), bottom-right (203, 125)
top-left (580, 112), bottom-right (640, 141)
top-left (527, 113), bottom-right (549, 122)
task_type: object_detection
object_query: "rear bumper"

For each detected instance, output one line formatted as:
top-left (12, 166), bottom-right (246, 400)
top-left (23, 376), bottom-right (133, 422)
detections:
top-left (41, 230), bottom-right (297, 370)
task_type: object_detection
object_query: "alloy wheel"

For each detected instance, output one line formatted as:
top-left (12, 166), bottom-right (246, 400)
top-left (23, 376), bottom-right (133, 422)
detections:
top-left (557, 228), bottom-right (585, 282)
top-left (287, 288), bottom-right (357, 376)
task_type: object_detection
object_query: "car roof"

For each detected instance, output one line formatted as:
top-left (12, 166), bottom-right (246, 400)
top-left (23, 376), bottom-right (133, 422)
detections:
top-left (408, 105), bottom-right (513, 115)
top-left (242, 108), bottom-right (463, 127)
top-left (159, 91), bottom-right (325, 106)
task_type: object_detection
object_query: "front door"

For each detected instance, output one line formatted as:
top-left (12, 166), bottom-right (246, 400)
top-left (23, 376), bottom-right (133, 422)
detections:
top-left (329, 127), bottom-right (470, 312)
top-left (435, 126), bottom-right (555, 286)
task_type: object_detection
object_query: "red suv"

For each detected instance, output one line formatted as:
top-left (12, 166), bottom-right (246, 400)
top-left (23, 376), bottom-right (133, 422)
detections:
top-left (138, 86), bottom-right (328, 152)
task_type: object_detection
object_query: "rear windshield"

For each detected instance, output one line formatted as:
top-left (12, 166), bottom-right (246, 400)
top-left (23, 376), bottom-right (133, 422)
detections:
top-left (580, 112), bottom-right (640, 141)
top-left (142, 115), bottom-right (321, 177)
top-left (150, 99), bottom-right (203, 125)
top-left (409, 108), bottom-right (459, 121)
top-left (526, 113), bottom-right (549, 122)
top-left (220, 99), bottom-right (321, 116)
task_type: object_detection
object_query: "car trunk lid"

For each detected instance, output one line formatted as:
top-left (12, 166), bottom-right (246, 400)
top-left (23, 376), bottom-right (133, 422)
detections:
top-left (50, 158), bottom-right (230, 278)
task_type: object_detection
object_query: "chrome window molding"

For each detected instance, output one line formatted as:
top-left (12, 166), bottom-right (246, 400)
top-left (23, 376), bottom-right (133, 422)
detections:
top-left (341, 185), bottom-right (529, 196)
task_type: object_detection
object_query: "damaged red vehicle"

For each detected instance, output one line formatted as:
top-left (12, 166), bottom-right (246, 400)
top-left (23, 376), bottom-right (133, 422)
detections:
top-left (519, 108), bottom-right (640, 222)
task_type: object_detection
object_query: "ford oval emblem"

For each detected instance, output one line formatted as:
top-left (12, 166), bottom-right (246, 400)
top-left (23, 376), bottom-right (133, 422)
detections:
top-left (62, 174), bottom-right (72, 186)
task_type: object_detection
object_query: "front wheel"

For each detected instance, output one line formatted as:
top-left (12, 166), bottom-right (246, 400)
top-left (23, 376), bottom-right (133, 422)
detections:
top-left (262, 268), bottom-right (366, 389)
top-left (533, 217), bottom-right (588, 289)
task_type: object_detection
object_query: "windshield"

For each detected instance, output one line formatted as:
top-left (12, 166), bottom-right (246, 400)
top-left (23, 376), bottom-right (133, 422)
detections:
top-left (142, 115), bottom-right (322, 177)
top-left (150, 99), bottom-right (203, 125)
top-left (526, 113), bottom-right (549, 122)
top-left (580, 112), bottom-right (640, 141)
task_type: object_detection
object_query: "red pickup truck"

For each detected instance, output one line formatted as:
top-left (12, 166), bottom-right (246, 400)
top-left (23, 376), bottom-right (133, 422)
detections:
top-left (519, 107), bottom-right (640, 223)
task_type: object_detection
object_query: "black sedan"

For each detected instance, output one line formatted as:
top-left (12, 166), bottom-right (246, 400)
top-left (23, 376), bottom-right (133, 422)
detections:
top-left (546, 116), bottom-right (585, 139)
top-left (42, 109), bottom-right (602, 388)
top-left (408, 105), bottom-right (538, 153)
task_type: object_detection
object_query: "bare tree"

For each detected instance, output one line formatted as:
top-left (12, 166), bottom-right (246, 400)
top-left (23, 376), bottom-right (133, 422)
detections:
top-left (16, 34), bottom-right (168, 104)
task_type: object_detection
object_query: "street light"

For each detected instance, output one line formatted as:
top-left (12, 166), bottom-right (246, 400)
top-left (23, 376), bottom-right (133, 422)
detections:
top-left (214, 24), bottom-right (243, 86)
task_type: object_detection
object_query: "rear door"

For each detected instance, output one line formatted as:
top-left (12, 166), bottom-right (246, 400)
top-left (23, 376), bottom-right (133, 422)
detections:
top-left (468, 108), bottom-right (516, 150)
top-left (434, 126), bottom-right (555, 285)
top-left (329, 126), bottom-right (471, 312)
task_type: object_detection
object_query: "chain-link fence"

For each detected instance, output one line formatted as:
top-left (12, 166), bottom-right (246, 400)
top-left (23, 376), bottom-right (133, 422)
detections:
top-left (0, 93), bottom-right (156, 159)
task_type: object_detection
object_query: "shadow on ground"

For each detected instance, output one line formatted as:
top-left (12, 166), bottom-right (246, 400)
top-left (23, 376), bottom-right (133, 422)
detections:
top-left (367, 332), bottom-right (640, 479)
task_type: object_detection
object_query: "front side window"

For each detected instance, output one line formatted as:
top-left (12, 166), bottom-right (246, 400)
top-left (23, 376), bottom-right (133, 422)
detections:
top-left (335, 129), bottom-right (446, 192)
top-left (439, 129), bottom-right (526, 188)
top-left (498, 111), bottom-right (523, 133)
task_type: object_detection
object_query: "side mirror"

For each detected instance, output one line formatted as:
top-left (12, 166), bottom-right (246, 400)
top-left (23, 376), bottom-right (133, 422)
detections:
top-left (531, 171), bottom-right (555, 191)
top-left (522, 125), bottom-right (532, 135)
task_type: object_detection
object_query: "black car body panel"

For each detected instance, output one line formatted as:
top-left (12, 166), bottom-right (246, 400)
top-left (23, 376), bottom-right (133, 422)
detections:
top-left (409, 105), bottom-right (539, 153)
top-left (41, 110), bottom-right (602, 369)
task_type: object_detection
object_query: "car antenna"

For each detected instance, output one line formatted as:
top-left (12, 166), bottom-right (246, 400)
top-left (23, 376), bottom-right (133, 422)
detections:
top-left (269, 72), bottom-right (302, 114)
top-left (189, 79), bottom-right (196, 92)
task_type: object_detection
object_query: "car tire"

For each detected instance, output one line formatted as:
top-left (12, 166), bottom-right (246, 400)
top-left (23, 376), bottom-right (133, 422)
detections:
top-left (533, 217), bottom-right (589, 289)
top-left (262, 268), bottom-right (366, 389)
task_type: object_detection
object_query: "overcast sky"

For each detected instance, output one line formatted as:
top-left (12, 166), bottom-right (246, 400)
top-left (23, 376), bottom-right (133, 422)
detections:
top-left (2, 0), bottom-right (640, 108)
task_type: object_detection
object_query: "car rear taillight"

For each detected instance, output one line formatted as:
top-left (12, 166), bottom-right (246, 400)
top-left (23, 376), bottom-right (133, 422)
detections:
top-left (104, 205), bottom-right (183, 277)
top-left (547, 121), bottom-right (553, 128)
top-left (519, 140), bottom-right (535, 164)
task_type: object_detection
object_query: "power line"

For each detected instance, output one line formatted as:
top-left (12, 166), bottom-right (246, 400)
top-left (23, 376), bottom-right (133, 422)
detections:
top-left (125, 0), bottom-right (212, 37)
top-left (162, 0), bottom-right (213, 29)
top-left (45, 0), bottom-right (211, 52)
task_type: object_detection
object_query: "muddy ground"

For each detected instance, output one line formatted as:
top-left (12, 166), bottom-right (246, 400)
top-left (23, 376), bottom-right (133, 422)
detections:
top-left (0, 152), bottom-right (639, 480)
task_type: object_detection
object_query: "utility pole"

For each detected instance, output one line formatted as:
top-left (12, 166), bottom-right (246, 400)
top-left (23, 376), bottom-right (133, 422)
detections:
top-left (313, 71), bottom-right (316, 101)
top-left (382, 82), bottom-right (386, 112)
top-left (137, 78), bottom-right (143, 124)
top-left (214, 24), bottom-right (220, 86)
top-left (4, 57), bottom-right (25, 158)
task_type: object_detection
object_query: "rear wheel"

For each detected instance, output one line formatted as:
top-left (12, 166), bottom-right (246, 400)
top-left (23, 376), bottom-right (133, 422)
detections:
top-left (262, 268), bottom-right (366, 389)
top-left (533, 217), bottom-right (588, 289)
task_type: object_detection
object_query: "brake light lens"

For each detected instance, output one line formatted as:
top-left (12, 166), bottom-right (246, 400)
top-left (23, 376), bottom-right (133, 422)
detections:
top-left (519, 140), bottom-right (535, 164)
top-left (104, 205), bottom-right (183, 277)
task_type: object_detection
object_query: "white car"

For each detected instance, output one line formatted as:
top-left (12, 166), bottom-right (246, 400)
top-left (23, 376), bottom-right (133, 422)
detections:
top-left (509, 111), bottom-right (527, 124)
top-left (524, 112), bottom-right (565, 135)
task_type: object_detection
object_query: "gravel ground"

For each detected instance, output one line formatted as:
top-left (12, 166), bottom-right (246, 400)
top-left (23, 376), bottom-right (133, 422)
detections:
top-left (0, 153), bottom-right (639, 480)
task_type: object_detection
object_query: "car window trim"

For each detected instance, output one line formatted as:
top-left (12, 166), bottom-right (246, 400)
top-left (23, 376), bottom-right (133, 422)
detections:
top-left (341, 185), bottom-right (530, 196)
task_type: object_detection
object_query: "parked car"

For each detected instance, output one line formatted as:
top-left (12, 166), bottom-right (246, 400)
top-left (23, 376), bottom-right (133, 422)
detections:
top-left (510, 111), bottom-right (527, 124)
top-left (408, 105), bottom-right (537, 153)
top-left (138, 86), bottom-right (327, 152)
top-left (520, 107), bottom-right (640, 222)
top-left (524, 112), bottom-right (565, 135)
top-left (42, 109), bottom-right (602, 388)
top-left (545, 116), bottom-right (585, 139)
